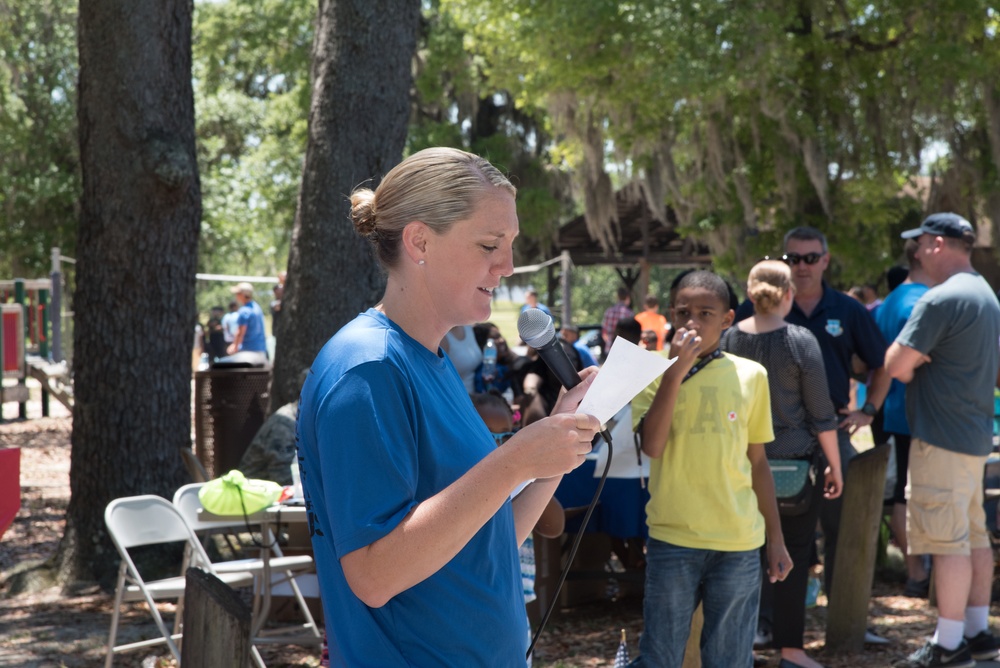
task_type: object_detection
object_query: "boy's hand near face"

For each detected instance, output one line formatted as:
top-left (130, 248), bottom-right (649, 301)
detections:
top-left (667, 327), bottom-right (702, 381)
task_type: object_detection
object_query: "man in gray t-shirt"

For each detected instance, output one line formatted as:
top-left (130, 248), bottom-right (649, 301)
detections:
top-left (899, 272), bottom-right (999, 456)
top-left (886, 212), bottom-right (1000, 666)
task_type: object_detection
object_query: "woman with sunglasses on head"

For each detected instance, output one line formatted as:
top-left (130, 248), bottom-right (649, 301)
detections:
top-left (723, 260), bottom-right (843, 668)
top-left (296, 147), bottom-right (599, 667)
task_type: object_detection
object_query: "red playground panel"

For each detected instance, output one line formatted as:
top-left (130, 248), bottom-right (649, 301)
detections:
top-left (0, 447), bottom-right (21, 540)
top-left (2, 304), bottom-right (25, 379)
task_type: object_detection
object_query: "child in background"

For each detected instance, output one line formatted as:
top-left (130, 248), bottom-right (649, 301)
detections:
top-left (640, 330), bottom-right (659, 350)
top-left (471, 392), bottom-right (564, 665)
top-left (632, 270), bottom-right (792, 668)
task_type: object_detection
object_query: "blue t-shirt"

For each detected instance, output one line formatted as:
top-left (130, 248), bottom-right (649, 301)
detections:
top-left (521, 302), bottom-right (552, 317)
top-left (236, 300), bottom-right (267, 352)
top-left (221, 311), bottom-right (240, 342)
top-left (296, 309), bottom-right (526, 667)
top-left (736, 281), bottom-right (887, 411)
top-left (874, 282), bottom-right (928, 435)
top-left (896, 272), bottom-right (1000, 456)
top-left (574, 340), bottom-right (598, 368)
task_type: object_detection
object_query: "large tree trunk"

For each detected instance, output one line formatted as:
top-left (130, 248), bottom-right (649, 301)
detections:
top-left (58, 0), bottom-right (200, 586)
top-left (270, 0), bottom-right (420, 410)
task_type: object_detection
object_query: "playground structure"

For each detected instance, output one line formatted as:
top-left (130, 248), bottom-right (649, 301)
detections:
top-left (1, 248), bottom-right (73, 420)
top-left (1, 250), bottom-right (287, 422)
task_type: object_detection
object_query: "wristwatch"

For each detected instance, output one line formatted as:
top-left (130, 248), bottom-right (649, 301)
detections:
top-left (860, 401), bottom-right (877, 417)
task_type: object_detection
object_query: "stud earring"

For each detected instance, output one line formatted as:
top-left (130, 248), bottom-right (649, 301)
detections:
top-left (418, 259), bottom-right (425, 265)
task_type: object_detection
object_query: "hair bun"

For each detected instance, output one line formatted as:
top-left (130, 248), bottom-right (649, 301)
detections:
top-left (747, 260), bottom-right (792, 315)
top-left (350, 189), bottom-right (377, 238)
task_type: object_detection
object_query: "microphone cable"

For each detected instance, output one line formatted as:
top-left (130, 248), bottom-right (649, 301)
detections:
top-left (526, 427), bottom-right (614, 660)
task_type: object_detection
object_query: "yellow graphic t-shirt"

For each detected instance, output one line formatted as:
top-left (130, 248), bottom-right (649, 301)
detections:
top-left (632, 352), bottom-right (774, 551)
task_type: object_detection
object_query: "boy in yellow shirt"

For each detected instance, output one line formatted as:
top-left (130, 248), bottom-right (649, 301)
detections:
top-left (633, 270), bottom-right (791, 667)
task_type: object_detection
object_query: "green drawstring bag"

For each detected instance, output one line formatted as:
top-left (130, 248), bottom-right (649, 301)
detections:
top-left (199, 469), bottom-right (282, 516)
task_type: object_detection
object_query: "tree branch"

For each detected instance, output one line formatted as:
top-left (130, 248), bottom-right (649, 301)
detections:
top-left (823, 10), bottom-right (918, 52)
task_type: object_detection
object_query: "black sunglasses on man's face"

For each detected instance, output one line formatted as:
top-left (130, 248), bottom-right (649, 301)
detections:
top-left (782, 252), bottom-right (824, 266)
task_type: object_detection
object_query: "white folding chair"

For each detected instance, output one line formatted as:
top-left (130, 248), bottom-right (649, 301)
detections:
top-left (172, 483), bottom-right (321, 643)
top-left (103, 494), bottom-right (263, 668)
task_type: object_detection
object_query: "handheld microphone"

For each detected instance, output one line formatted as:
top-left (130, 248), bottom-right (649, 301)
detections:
top-left (517, 308), bottom-right (582, 390)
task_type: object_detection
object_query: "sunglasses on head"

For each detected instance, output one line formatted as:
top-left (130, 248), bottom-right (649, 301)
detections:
top-left (782, 252), bottom-right (824, 266)
top-left (491, 431), bottom-right (516, 445)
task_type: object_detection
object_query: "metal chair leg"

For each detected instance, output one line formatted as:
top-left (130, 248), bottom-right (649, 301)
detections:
top-left (104, 562), bottom-right (128, 668)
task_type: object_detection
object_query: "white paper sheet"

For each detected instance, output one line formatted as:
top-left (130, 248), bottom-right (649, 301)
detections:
top-left (576, 337), bottom-right (675, 425)
top-left (511, 479), bottom-right (533, 499)
top-left (514, 339), bottom-right (671, 497)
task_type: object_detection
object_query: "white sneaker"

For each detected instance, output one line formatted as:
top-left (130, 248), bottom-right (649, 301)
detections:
top-left (865, 629), bottom-right (890, 645)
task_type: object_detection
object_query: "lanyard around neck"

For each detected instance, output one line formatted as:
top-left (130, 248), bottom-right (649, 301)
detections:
top-left (681, 348), bottom-right (723, 384)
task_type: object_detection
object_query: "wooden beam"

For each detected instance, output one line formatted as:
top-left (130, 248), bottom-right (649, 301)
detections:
top-left (181, 568), bottom-right (253, 668)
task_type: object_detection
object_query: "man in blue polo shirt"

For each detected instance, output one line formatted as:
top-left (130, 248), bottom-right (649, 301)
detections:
top-left (227, 281), bottom-right (268, 363)
top-left (736, 226), bottom-right (890, 640)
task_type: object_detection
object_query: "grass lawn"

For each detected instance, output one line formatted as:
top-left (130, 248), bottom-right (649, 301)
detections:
top-left (488, 299), bottom-right (523, 344)
top-left (488, 300), bottom-right (601, 343)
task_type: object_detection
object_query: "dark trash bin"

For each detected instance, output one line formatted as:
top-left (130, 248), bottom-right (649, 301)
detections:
top-left (194, 366), bottom-right (272, 478)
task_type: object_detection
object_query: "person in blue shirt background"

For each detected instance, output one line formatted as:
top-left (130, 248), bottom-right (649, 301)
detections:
top-left (227, 281), bottom-right (268, 361)
top-left (520, 288), bottom-right (552, 317)
top-left (559, 323), bottom-right (598, 368)
top-left (874, 239), bottom-right (931, 597)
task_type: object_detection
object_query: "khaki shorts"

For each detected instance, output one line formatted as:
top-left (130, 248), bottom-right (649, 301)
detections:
top-left (905, 437), bottom-right (990, 556)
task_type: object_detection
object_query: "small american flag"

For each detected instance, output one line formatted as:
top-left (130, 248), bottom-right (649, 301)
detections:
top-left (614, 628), bottom-right (630, 668)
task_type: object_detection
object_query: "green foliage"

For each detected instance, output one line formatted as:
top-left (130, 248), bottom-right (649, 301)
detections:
top-left (6, 0), bottom-right (1000, 302)
top-left (569, 264), bottom-right (690, 325)
top-left (444, 0), bottom-right (1000, 285)
top-left (409, 4), bottom-right (574, 263)
top-left (192, 0), bottom-right (314, 315)
top-left (0, 0), bottom-right (315, 292)
top-left (195, 0), bottom-right (313, 100)
top-left (0, 0), bottom-right (79, 278)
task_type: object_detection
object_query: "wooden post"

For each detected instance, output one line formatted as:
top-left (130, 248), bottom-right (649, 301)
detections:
top-left (825, 443), bottom-right (890, 653)
top-left (181, 568), bottom-right (253, 668)
top-left (14, 278), bottom-right (27, 419)
top-left (559, 532), bottom-right (613, 607)
top-left (50, 247), bottom-right (62, 364)
top-left (530, 534), bottom-right (563, 626)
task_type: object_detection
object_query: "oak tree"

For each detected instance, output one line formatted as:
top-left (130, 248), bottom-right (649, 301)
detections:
top-left (270, 0), bottom-right (421, 409)
top-left (58, 0), bottom-right (200, 585)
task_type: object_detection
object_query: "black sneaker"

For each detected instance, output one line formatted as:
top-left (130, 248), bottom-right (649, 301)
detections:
top-left (966, 630), bottom-right (999, 660)
top-left (903, 576), bottom-right (930, 598)
top-left (894, 640), bottom-right (975, 668)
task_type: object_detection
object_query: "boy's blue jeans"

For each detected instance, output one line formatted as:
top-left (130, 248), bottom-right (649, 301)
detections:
top-left (639, 538), bottom-right (761, 668)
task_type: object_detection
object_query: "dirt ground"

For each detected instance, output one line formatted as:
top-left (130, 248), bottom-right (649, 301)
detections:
top-left (1, 401), bottom-right (997, 668)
